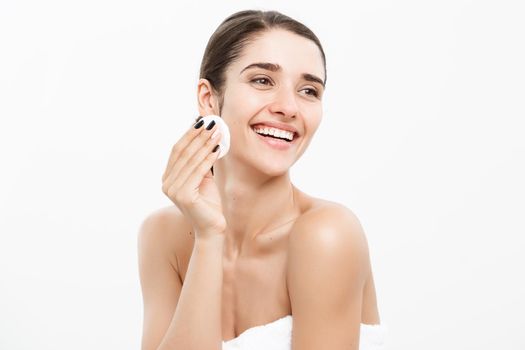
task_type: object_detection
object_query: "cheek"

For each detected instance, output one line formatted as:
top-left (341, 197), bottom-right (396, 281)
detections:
top-left (223, 85), bottom-right (268, 117)
top-left (302, 103), bottom-right (323, 130)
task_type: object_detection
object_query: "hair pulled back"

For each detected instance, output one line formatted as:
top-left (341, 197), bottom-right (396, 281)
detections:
top-left (199, 10), bottom-right (327, 113)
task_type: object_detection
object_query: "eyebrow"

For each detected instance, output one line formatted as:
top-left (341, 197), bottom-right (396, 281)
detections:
top-left (240, 62), bottom-right (325, 88)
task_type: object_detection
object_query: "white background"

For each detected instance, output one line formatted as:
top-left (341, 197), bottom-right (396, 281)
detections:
top-left (1, 1), bottom-right (524, 349)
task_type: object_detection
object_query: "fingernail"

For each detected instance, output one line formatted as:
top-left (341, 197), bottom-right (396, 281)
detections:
top-left (196, 116), bottom-right (203, 123)
top-left (212, 144), bottom-right (220, 152)
top-left (210, 166), bottom-right (214, 176)
top-left (206, 120), bottom-right (216, 130)
top-left (194, 120), bottom-right (204, 129)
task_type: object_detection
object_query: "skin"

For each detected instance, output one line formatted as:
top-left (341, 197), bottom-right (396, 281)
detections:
top-left (201, 29), bottom-right (325, 257)
top-left (139, 28), bottom-right (380, 349)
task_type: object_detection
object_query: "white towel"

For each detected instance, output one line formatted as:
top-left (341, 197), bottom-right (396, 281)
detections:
top-left (222, 315), bottom-right (388, 350)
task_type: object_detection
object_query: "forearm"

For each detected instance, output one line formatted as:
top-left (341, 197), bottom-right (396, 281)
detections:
top-left (158, 235), bottom-right (224, 350)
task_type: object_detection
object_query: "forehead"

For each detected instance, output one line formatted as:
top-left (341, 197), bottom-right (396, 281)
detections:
top-left (230, 29), bottom-right (325, 80)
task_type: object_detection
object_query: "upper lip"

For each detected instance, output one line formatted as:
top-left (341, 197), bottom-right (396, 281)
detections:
top-left (251, 121), bottom-right (300, 136)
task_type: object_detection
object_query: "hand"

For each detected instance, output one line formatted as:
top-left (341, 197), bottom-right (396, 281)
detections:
top-left (161, 117), bottom-right (226, 240)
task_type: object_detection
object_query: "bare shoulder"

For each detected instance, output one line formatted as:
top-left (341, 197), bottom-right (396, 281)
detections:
top-left (286, 200), bottom-right (375, 346)
top-left (137, 205), bottom-right (191, 273)
top-left (291, 199), bottom-right (370, 252)
top-left (137, 206), bottom-right (194, 350)
top-left (288, 199), bottom-right (372, 282)
top-left (138, 205), bottom-right (188, 243)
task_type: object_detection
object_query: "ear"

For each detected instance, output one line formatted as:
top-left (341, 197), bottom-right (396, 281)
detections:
top-left (197, 78), bottom-right (221, 116)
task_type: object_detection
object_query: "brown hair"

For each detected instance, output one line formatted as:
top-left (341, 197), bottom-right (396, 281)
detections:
top-left (199, 10), bottom-right (327, 114)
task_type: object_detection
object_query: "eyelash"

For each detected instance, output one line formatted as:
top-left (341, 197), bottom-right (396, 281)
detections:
top-left (250, 77), bottom-right (320, 98)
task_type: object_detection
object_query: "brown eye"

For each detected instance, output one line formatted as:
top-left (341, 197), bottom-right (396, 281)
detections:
top-left (251, 77), bottom-right (272, 85)
top-left (302, 88), bottom-right (319, 98)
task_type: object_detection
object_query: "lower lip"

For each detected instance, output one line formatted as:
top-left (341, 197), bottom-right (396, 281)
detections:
top-left (252, 129), bottom-right (296, 150)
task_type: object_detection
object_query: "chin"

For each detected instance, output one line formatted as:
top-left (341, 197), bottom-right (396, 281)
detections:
top-left (233, 143), bottom-right (297, 176)
top-left (255, 160), bottom-right (293, 177)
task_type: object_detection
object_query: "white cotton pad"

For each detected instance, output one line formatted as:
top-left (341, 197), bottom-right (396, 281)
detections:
top-left (200, 115), bottom-right (230, 159)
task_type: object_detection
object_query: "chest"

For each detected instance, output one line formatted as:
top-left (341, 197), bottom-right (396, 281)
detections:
top-left (177, 230), bottom-right (292, 341)
top-left (221, 248), bottom-right (291, 340)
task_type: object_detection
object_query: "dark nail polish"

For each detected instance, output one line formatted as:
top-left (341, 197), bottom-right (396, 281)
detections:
top-left (212, 144), bottom-right (220, 153)
top-left (196, 116), bottom-right (203, 123)
top-left (206, 120), bottom-right (216, 130)
top-left (194, 120), bottom-right (204, 129)
top-left (210, 166), bottom-right (214, 176)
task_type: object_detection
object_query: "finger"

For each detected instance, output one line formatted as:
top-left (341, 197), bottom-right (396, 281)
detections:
top-left (162, 117), bottom-right (208, 182)
top-left (182, 140), bottom-right (221, 193)
top-left (168, 131), bottom-right (221, 194)
top-left (163, 118), bottom-right (205, 180)
top-left (164, 123), bottom-right (221, 192)
top-left (164, 120), bottom-right (219, 185)
top-left (193, 115), bottom-right (203, 124)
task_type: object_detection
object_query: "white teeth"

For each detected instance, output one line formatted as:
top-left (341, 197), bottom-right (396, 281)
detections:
top-left (253, 126), bottom-right (294, 141)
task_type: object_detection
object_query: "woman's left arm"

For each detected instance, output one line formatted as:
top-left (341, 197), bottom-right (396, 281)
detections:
top-left (287, 203), bottom-right (371, 350)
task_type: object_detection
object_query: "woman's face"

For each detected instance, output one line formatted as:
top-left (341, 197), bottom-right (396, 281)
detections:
top-left (210, 29), bottom-right (325, 176)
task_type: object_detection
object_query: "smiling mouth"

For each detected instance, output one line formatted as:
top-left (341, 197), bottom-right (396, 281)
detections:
top-left (258, 133), bottom-right (293, 142)
top-left (251, 127), bottom-right (297, 143)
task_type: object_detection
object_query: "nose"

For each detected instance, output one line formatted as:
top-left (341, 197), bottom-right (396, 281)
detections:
top-left (268, 86), bottom-right (298, 119)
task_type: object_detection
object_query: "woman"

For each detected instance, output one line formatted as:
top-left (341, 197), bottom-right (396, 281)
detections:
top-left (138, 9), bottom-right (387, 350)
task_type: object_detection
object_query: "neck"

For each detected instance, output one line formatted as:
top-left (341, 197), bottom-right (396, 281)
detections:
top-left (213, 157), bottom-right (300, 257)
